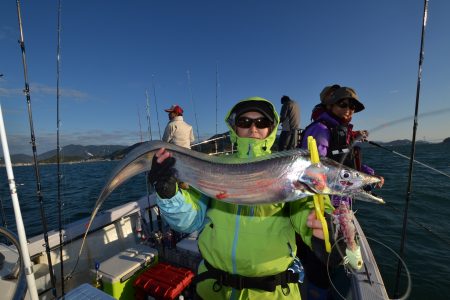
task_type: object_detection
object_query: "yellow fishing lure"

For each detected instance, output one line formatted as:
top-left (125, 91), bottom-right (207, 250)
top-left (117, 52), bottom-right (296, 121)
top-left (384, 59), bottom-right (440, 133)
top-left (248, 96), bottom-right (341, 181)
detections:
top-left (307, 136), bottom-right (331, 253)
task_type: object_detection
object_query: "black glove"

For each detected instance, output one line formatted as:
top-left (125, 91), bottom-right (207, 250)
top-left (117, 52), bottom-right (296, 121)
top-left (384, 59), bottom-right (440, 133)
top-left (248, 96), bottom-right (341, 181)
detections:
top-left (147, 154), bottom-right (177, 199)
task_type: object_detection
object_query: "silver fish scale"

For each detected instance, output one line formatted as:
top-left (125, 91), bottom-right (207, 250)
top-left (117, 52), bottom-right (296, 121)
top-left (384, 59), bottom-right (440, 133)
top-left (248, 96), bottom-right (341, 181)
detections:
top-left (172, 151), bottom-right (312, 204)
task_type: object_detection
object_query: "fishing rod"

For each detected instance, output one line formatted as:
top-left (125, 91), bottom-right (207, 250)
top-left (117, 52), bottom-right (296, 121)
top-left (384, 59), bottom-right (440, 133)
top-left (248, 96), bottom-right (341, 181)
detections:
top-left (55, 0), bottom-right (65, 295)
top-left (143, 94), bottom-right (155, 232)
top-left (137, 106), bottom-right (144, 142)
top-left (186, 70), bottom-right (201, 144)
top-left (0, 75), bottom-right (8, 229)
top-left (215, 63), bottom-right (219, 135)
top-left (367, 140), bottom-right (450, 179)
top-left (15, 0), bottom-right (57, 296)
top-left (152, 75), bottom-right (162, 139)
top-left (145, 90), bottom-right (153, 141)
top-left (148, 76), bottom-right (164, 233)
top-left (394, 0), bottom-right (429, 297)
top-left (0, 194), bottom-right (7, 228)
top-left (137, 104), bottom-right (156, 232)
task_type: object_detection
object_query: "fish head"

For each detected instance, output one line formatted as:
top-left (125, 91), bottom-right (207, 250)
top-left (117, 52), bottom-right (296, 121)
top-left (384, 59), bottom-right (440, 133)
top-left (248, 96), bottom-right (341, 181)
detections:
top-left (299, 159), bottom-right (383, 203)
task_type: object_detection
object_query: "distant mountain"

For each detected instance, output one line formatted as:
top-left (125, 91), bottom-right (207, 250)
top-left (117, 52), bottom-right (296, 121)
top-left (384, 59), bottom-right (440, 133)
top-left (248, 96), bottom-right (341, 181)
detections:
top-left (38, 144), bottom-right (127, 161)
top-left (443, 137), bottom-right (450, 144)
top-left (2, 144), bottom-right (128, 164)
top-left (366, 139), bottom-right (431, 147)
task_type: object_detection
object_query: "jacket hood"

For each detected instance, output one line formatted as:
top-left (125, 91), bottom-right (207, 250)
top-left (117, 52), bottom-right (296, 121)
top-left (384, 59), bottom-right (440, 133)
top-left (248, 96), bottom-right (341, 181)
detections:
top-left (225, 97), bottom-right (280, 158)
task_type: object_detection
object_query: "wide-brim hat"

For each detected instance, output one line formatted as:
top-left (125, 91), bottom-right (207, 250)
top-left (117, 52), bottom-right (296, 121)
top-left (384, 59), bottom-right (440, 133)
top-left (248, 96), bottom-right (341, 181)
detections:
top-left (319, 84), bottom-right (341, 103)
top-left (324, 87), bottom-right (365, 112)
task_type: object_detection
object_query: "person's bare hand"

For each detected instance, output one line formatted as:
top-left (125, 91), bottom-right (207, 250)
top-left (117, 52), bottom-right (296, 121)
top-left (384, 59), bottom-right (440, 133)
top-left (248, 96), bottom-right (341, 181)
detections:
top-left (307, 210), bottom-right (325, 240)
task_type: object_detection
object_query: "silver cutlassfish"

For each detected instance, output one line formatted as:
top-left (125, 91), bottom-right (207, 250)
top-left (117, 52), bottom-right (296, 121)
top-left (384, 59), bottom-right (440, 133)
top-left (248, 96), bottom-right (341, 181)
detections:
top-left (96, 140), bottom-right (382, 212)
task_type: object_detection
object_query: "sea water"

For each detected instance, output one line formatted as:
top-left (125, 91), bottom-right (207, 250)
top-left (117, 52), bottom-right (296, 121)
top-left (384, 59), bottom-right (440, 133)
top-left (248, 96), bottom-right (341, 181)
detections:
top-left (1, 143), bottom-right (449, 299)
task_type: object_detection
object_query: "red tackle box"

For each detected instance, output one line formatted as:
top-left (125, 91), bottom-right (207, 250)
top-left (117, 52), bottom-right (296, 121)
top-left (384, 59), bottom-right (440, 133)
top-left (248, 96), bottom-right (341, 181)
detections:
top-left (133, 262), bottom-right (195, 300)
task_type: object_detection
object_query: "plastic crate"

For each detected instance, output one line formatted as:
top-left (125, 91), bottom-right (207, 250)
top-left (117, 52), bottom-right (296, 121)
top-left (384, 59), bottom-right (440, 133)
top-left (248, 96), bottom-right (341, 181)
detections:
top-left (133, 262), bottom-right (195, 300)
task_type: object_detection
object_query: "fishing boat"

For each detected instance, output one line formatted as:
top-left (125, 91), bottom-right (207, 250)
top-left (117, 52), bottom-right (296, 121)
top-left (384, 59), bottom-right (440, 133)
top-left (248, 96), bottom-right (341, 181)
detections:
top-left (3, 1), bottom-right (448, 299)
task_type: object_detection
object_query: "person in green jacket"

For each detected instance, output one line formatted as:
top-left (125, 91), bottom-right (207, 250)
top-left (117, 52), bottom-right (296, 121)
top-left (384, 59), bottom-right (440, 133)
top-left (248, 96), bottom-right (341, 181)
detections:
top-left (148, 97), bottom-right (335, 299)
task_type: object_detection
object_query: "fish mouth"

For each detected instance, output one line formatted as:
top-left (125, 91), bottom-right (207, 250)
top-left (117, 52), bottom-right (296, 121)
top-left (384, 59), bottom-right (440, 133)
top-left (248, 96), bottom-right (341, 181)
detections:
top-left (348, 190), bottom-right (385, 204)
top-left (303, 178), bottom-right (384, 204)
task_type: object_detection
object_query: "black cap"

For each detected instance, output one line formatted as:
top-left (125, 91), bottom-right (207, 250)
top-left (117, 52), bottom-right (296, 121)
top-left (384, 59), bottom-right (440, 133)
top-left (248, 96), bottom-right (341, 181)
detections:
top-left (232, 100), bottom-right (275, 122)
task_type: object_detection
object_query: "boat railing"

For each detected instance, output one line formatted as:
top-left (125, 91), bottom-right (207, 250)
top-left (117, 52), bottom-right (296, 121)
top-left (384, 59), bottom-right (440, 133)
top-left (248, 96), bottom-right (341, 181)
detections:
top-left (191, 132), bottom-right (235, 155)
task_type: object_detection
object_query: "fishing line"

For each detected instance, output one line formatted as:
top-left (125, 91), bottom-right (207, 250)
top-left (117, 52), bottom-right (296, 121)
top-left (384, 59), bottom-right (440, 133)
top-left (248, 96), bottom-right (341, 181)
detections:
top-left (384, 202), bottom-right (450, 247)
top-left (367, 107), bottom-right (450, 135)
top-left (15, 0), bottom-right (57, 296)
top-left (367, 237), bottom-right (411, 300)
top-left (366, 140), bottom-right (450, 179)
top-left (326, 236), bottom-right (411, 300)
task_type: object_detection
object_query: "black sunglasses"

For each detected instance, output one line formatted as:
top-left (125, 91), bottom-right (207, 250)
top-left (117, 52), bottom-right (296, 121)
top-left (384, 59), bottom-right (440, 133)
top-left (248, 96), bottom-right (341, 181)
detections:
top-left (235, 116), bottom-right (272, 129)
top-left (336, 100), bottom-right (356, 110)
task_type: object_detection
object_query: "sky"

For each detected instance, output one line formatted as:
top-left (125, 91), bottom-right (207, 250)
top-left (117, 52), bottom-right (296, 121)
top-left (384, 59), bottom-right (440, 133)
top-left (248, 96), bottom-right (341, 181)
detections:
top-left (1, 0), bottom-right (450, 155)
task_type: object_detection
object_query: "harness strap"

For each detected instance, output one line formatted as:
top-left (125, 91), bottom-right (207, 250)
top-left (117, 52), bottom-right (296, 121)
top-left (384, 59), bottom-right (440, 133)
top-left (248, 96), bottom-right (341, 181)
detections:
top-left (193, 260), bottom-right (299, 292)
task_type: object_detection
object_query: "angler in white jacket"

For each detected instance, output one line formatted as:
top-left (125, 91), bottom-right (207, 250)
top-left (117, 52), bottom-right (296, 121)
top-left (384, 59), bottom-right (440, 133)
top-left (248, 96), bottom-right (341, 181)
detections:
top-left (162, 104), bottom-right (195, 149)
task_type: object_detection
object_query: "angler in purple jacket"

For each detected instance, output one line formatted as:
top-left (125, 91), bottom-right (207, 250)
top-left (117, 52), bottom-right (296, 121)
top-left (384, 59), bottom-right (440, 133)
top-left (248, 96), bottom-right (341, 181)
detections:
top-left (300, 86), bottom-right (384, 207)
top-left (297, 86), bottom-right (384, 298)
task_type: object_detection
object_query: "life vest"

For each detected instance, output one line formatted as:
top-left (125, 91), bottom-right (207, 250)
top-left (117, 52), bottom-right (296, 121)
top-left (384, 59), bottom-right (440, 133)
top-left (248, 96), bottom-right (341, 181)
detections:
top-left (300, 120), bottom-right (357, 170)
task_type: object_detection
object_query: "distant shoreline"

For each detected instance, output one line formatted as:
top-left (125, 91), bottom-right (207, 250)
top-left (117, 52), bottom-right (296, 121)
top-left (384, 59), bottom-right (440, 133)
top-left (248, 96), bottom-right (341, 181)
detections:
top-left (2, 158), bottom-right (115, 168)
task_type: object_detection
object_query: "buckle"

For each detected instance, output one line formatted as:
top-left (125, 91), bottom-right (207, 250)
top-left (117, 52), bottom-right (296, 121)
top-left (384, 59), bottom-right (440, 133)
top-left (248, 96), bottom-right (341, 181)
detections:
top-left (226, 274), bottom-right (244, 290)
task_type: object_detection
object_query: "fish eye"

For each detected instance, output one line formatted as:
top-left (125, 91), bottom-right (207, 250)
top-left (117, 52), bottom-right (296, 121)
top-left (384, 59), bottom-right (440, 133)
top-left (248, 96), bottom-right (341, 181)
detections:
top-left (340, 170), bottom-right (351, 180)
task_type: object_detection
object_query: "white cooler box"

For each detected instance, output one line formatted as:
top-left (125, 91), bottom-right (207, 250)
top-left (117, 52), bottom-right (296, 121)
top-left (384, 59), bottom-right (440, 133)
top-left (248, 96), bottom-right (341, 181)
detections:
top-left (91, 245), bottom-right (158, 300)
